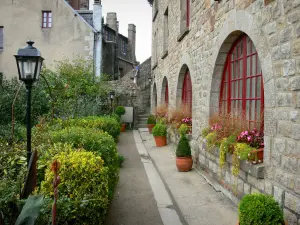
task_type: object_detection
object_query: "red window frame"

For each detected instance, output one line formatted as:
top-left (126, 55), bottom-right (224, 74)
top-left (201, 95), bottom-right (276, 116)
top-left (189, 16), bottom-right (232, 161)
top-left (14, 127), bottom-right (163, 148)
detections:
top-left (182, 70), bottom-right (192, 113)
top-left (165, 81), bottom-right (169, 105)
top-left (42, 11), bottom-right (52, 28)
top-left (220, 35), bottom-right (264, 130)
top-left (186, 0), bottom-right (190, 28)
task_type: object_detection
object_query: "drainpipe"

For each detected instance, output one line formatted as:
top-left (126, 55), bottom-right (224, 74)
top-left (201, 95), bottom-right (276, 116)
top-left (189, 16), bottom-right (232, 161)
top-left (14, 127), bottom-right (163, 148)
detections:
top-left (115, 21), bottom-right (119, 80)
top-left (93, 1), bottom-right (102, 77)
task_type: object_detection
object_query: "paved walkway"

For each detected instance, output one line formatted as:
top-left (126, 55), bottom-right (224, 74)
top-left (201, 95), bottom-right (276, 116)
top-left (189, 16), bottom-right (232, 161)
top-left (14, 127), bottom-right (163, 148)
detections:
top-left (105, 130), bottom-right (238, 225)
top-left (139, 128), bottom-right (238, 225)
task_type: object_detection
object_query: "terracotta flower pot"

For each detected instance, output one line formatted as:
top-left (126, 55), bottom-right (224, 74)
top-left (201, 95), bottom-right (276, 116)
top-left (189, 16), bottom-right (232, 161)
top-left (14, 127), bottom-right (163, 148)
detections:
top-left (154, 136), bottom-right (167, 147)
top-left (147, 124), bottom-right (155, 133)
top-left (120, 123), bottom-right (126, 132)
top-left (176, 156), bottom-right (193, 172)
top-left (248, 148), bottom-right (264, 163)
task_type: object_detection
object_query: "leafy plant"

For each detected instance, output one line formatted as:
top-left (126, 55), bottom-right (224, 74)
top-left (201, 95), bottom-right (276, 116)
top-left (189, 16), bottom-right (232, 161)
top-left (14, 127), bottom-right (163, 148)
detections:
top-left (232, 143), bottom-right (255, 177)
top-left (147, 114), bottom-right (156, 124)
top-left (176, 135), bottom-right (191, 157)
top-left (237, 128), bottom-right (264, 149)
top-left (178, 124), bottom-right (189, 136)
top-left (49, 127), bottom-right (119, 197)
top-left (111, 113), bottom-right (121, 123)
top-left (238, 193), bottom-right (284, 225)
top-left (40, 151), bottom-right (109, 224)
top-left (15, 195), bottom-right (44, 225)
top-left (153, 104), bottom-right (169, 120)
top-left (205, 131), bottom-right (218, 152)
top-left (219, 135), bottom-right (236, 169)
top-left (115, 106), bottom-right (126, 117)
top-left (201, 127), bottom-right (210, 137)
top-left (152, 123), bottom-right (167, 137)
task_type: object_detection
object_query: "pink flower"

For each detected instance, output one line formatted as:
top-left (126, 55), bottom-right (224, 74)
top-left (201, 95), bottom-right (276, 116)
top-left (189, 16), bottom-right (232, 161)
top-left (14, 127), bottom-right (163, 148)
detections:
top-left (247, 136), bottom-right (252, 141)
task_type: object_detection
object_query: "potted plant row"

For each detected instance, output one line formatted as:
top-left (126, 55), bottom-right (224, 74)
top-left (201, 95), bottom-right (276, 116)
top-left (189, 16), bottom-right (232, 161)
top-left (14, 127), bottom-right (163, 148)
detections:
top-left (152, 122), bottom-right (167, 147)
top-left (237, 193), bottom-right (287, 225)
top-left (115, 106), bottom-right (126, 132)
top-left (175, 124), bottom-right (193, 172)
top-left (147, 114), bottom-right (156, 133)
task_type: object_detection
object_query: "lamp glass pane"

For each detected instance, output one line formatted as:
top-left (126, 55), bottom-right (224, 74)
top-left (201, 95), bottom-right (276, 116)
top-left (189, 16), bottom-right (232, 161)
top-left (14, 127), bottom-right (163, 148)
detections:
top-left (23, 59), bottom-right (36, 80)
top-left (36, 59), bottom-right (43, 80)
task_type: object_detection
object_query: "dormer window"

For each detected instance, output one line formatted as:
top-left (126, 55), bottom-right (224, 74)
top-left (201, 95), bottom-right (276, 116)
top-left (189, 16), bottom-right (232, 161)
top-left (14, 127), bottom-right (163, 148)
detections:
top-left (42, 11), bottom-right (52, 28)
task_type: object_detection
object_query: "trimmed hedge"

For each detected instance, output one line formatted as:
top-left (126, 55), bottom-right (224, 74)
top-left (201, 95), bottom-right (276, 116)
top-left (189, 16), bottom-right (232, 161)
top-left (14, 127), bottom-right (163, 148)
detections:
top-left (59, 116), bottom-right (121, 141)
top-left (40, 150), bottom-right (109, 224)
top-left (49, 127), bottom-right (119, 198)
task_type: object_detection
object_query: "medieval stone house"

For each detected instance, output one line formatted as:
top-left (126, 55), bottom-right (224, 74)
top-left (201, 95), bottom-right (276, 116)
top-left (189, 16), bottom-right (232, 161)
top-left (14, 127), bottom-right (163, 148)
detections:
top-left (0, 0), bottom-right (136, 80)
top-left (151, 0), bottom-right (300, 223)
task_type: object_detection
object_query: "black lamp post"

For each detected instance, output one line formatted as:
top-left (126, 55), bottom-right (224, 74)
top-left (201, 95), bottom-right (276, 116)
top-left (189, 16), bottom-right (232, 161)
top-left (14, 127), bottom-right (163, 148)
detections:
top-left (14, 40), bottom-right (44, 166)
top-left (109, 91), bottom-right (115, 113)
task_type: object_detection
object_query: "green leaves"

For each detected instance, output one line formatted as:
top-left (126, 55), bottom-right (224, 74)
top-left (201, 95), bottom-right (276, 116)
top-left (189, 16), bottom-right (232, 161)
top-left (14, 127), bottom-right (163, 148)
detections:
top-left (239, 193), bottom-right (284, 225)
top-left (176, 135), bottom-right (191, 157)
top-left (147, 114), bottom-right (156, 124)
top-left (152, 123), bottom-right (167, 137)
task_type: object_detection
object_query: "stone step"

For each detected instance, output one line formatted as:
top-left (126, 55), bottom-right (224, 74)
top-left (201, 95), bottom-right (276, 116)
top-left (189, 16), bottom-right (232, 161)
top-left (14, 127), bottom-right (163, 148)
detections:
top-left (138, 120), bottom-right (147, 125)
top-left (136, 124), bottom-right (148, 128)
top-left (138, 114), bottom-right (150, 118)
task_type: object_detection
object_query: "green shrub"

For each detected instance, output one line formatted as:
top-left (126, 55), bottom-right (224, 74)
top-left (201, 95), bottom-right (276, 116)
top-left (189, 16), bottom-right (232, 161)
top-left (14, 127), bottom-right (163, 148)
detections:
top-left (40, 151), bottom-right (109, 224)
top-left (201, 127), bottom-right (210, 137)
top-left (111, 113), bottom-right (121, 123)
top-left (176, 135), bottom-right (191, 157)
top-left (60, 116), bottom-right (121, 141)
top-left (152, 123), bottom-right (167, 137)
top-left (147, 114), bottom-right (156, 124)
top-left (115, 106), bottom-right (126, 117)
top-left (50, 127), bottom-right (119, 197)
top-left (178, 124), bottom-right (189, 136)
top-left (238, 193), bottom-right (284, 225)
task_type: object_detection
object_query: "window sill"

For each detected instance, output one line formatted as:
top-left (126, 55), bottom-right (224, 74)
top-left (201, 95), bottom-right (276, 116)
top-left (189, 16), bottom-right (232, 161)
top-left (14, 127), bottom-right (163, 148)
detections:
top-left (152, 63), bottom-right (158, 70)
top-left (152, 10), bottom-right (158, 22)
top-left (161, 50), bottom-right (168, 59)
top-left (177, 27), bottom-right (189, 42)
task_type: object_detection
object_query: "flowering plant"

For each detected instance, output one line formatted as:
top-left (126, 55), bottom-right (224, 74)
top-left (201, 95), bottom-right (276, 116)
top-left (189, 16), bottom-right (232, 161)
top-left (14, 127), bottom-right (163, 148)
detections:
top-left (211, 123), bottom-right (222, 132)
top-left (237, 128), bottom-right (264, 149)
top-left (181, 117), bottom-right (192, 126)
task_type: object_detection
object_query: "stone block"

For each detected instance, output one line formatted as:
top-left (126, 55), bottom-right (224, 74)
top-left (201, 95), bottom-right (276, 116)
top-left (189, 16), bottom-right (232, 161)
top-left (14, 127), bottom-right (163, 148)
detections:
top-left (290, 111), bottom-right (299, 122)
top-left (285, 192), bottom-right (300, 214)
top-left (251, 187), bottom-right (260, 194)
top-left (295, 178), bottom-right (300, 194)
top-left (238, 178), bottom-right (244, 193)
top-left (269, 34), bottom-right (279, 47)
top-left (283, 60), bottom-right (296, 76)
top-left (274, 62), bottom-right (283, 76)
top-left (292, 39), bottom-right (300, 56)
top-left (274, 186), bottom-right (284, 207)
top-left (278, 121), bottom-right (292, 138)
top-left (281, 43), bottom-right (291, 59)
top-left (276, 78), bottom-right (290, 91)
top-left (265, 180), bottom-right (273, 195)
top-left (274, 138), bottom-right (286, 153)
top-left (288, 11), bottom-right (300, 24)
top-left (277, 93), bottom-right (293, 107)
top-left (244, 183), bottom-right (251, 194)
top-left (280, 27), bottom-right (294, 43)
top-left (282, 155), bottom-right (299, 173)
top-left (271, 46), bottom-right (281, 60)
top-left (284, 209), bottom-right (298, 225)
top-left (265, 21), bottom-right (277, 35)
top-left (292, 124), bottom-right (300, 140)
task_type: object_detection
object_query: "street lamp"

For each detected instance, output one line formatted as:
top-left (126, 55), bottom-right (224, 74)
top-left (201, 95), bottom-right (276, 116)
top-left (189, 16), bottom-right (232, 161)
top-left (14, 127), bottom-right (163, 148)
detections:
top-left (14, 40), bottom-right (44, 166)
top-left (109, 91), bottom-right (115, 113)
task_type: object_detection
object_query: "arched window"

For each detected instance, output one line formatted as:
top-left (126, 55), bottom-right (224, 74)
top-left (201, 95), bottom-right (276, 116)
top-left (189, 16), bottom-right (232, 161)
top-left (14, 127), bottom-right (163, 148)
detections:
top-left (165, 80), bottom-right (169, 105)
top-left (153, 83), bottom-right (157, 108)
top-left (220, 35), bottom-right (264, 130)
top-left (182, 70), bottom-right (192, 113)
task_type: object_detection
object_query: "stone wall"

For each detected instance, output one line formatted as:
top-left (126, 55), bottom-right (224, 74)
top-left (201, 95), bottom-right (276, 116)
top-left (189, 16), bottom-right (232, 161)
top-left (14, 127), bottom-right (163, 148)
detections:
top-left (111, 57), bottom-right (151, 127)
top-left (151, 0), bottom-right (300, 223)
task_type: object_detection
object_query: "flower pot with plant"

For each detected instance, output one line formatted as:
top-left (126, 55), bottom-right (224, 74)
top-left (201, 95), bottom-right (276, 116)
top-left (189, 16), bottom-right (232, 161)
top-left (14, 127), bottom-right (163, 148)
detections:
top-left (147, 114), bottom-right (156, 133)
top-left (152, 123), bottom-right (167, 147)
top-left (115, 106), bottom-right (126, 132)
top-left (176, 124), bottom-right (193, 172)
top-left (237, 193), bottom-right (287, 225)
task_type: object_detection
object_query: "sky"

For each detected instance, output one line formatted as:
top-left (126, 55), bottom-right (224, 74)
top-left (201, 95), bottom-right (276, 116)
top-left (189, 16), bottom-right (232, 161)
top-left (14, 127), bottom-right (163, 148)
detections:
top-left (89, 0), bottom-right (152, 63)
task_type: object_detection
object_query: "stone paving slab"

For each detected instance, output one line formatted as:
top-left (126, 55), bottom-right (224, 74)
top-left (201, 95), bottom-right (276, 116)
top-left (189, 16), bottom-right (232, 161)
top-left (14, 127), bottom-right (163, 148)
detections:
top-left (139, 129), bottom-right (238, 225)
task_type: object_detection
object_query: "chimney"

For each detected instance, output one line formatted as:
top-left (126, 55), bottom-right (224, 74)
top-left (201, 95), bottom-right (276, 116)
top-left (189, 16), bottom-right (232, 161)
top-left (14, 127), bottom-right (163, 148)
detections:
top-left (93, 0), bottom-right (102, 77)
top-left (106, 13), bottom-right (118, 31)
top-left (128, 24), bottom-right (136, 62)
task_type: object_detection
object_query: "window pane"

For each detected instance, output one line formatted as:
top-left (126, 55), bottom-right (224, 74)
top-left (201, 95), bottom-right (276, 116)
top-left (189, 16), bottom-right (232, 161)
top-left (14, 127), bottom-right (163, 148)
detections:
top-left (43, 23), bottom-right (47, 27)
top-left (43, 12), bottom-right (47, 17)
top-left (231, 82), bottom-right (235, 98)
top-left (49, 23), bottom-right (52, 27)
top-left (256, 76), bottom-right (261, 98)
top-left (239, 79), bottom-right (243, 98)
top-left (257, 57), bottom-right (262, 74)
top-left (224, 82), bottom-right (227, 99)
top-left (235, 81), bottom-right (238, 98)
top-left (252, 41), bottom-right (256, 53)
top-left (246, 78), bottom-right (250, 98)
top-left (43, 18), bottom-right (47, 22)
top-left (49, 12), bottom-right (52, 17)
top-left (246, 101), bottom-right (250, 120)
top-left (231, 62), bottom-right (235, 80)
top-left (235, 61), bottom-right (239, 79)
top-left (247, 57), bottom-right (250, 77)
top-left (252, 78), bottom-right (256, 98)
top-left (251, 100), bottom-right (255, 120)
top-left (252, 56), bottom-right (256, 76)
top-left (49, 18), bottom-right (52, 22)
top-left (239, 60), bottom-right (243, 78)
top-left (256, 100), bottom-right (261, 121)
top-left (239, 42), bottom-right (243, 58)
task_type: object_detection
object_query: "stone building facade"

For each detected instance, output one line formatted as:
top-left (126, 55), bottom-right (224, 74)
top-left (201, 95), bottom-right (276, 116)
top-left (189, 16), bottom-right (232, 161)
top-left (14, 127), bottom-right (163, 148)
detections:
top-left (151, 0), bottom-right (300, 223)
